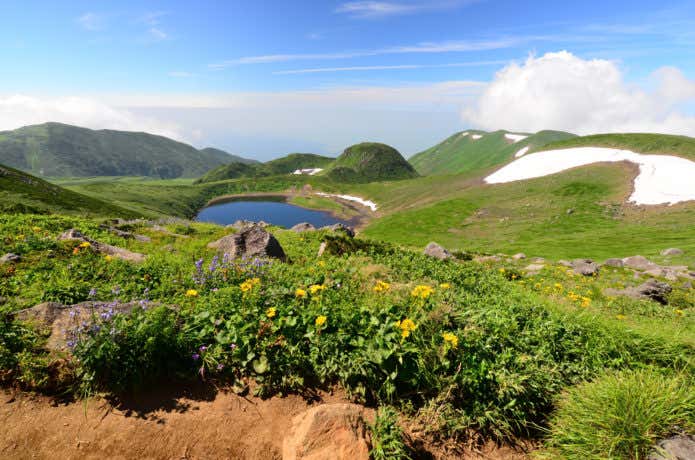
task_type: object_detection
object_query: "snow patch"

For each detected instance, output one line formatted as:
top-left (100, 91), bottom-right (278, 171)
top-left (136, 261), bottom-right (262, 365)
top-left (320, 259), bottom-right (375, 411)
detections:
top-left (505, 133), bottom-right (528, 143)
top-left (514, 146), bottom-right (530, 158)
top-left (292, 168), bottom-right (323, 176)
top-left (460, 132), bottom-right (470, 138)
top-left (316, 192), bottom-right (378, 211)
top-left (471, 134), bottom-right (483, 140)
top-left (485, 147), bottom-right (695, 205)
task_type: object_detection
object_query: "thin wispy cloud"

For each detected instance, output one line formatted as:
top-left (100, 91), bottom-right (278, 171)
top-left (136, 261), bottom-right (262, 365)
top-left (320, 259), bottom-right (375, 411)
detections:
top-left (148, 28), bottom-right (169, 41)
top-left (168, 71), bottom-right (195, 78)
top-left (273, 60), bottom-right (506, 74)
top-left (77, 12), bottom-right (104, 31)
top-left (138, 11), bottom-right (171, 42)
top-left (336, 1), bottom-right (476, 19)
top-left (210, 37), bottom-right (522, 68)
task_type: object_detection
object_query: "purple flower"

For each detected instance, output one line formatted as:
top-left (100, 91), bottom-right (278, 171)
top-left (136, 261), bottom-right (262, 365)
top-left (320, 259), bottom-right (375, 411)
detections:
top-left (192, 353), bottom-right (200, 361)
top-left (88, 288), bottom-right (97, 299)
top-left (230, 343), bottom-right (237, 350)
top-left (217, 363), bottom-right (225, 371)
top-left (199, 345), bottom-right (208, 352)
top-left (111, 286), bottom-right (121, 296)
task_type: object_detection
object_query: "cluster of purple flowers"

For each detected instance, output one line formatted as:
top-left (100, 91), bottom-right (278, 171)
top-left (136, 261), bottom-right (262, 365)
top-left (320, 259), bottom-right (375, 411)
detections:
top-left (65, 302), bottom-right (122, 350)
top-left (192, 255), bottom-right (270, 287)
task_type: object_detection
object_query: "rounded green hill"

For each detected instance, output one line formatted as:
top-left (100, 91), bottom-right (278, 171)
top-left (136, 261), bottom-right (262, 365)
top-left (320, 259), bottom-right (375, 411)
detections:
top-left (322, 142), bottom-right (418, 183)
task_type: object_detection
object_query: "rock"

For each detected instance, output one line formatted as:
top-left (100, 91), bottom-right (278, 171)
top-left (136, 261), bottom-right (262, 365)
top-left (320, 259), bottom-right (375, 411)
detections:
top-left (644, 268), bottom-right (680, 282)
top-left (566, 208), bottom-right (574, 215)
top-left (474, 255), bottom-right (502, 263)
top-left (622, 255), bottom-right (659, 271)
top-left (208, 226), bottom-right (286, 261)
top-left (152, 225), bottom-right (190, 238)
top-left (15, 301), bottom-right (139, 351)
top-left (571, 259), bottom-right (600, 276)
top-left (524, 263), bottom-right (546, 274)
top-left (423, 242), bottom-right (452, 261)
top-left (0, 253), bottom-right (21, 264)
top-left (606, 278), bottom-right (672, 304)
top-left (291, 222), bottom-right (316, 233)
top-left (661, 248), bottom-right (684, 256)
top-left (604, 258), bottom-right (624, 268)
top-left (227, 220), bottom-right (256, 231)
top-left (683, 281), bottom-right (693, 290)
top-left (532, 257), bottom-right (546, 263)
top-left (317, 242), bottom-right (328, 257)
top-left (648, 434), bottom-right (695, 460)
top-left (512, 253), bottom-right (526, 260)
top-left (320, 223), bottom-right (355, 238)
top-left (282, 404), bottom-right (372, 460)
top-left (558, 260), bottom-right (573, 267)
top-left (104, 227), bottom-right (151, 243)
top-left (58, 228), bottom-right (146, 263)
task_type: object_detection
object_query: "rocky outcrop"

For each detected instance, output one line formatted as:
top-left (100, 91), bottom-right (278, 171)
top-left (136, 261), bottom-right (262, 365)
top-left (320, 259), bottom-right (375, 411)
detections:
top-left (605, 279), bottom-right (673, 304)
top-left (512, 253), bottom-right (526, 260)
top-left (603, 258), bottom-right (624, 268)
top-left (291, 223), bottom-right (316, 233)
top-left (571, 259), bottom-right (600, 276)
top-left (648, 434), bottom-right (695, 460)
top-left (0, 253), bottom-right (21, 264)
top-left (423, 242), bottom-right (452, 261)
top-left (282, 404), bottom-right (372, 460)
top-left (660, 248), bottom-right (684, 256)
top-left (622, 255), bottom-right (659, 271)
top-left (58, 229), bottom-right (146, 262)
top-left (101, 226), bottom-right (151, 242)
top-left (320, 223), bottom-right (355, 238)
top-left (524, 263), bottom-right (546, 274)
top-left (14, 301), bottom-right (140, 351)
top-left (208, 226), bottom-right (286, 261)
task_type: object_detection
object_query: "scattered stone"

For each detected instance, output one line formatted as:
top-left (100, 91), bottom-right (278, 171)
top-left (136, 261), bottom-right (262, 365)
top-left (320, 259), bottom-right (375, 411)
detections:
top-left (644, 267), bottom-right (680, 282)
top-left (524, 263), bottom-right (546, 274)
top-left (0, 253), bottom-right (21, 264)
top-left (474, 255), bottom-right (502, 263)
top-left (606, 278), bottom-right (672, 304)
top-left (58, 229), bottom-right (146, 263)
top-left (566, 208), bottom-right (574, 215)
top-left (291, 222), bottom-right (316, 233)
top-left (282, 404), bottom-right (372, 460)
top-left (320, 223), bottom-right (355, 237)
top-left (603, 258), bottom-right (624, 268)
top-left (317, 242), bottom-right (328, 257)
top-left (683, 281), bottom-right (693, 290)
top-left (423, 242), bottom-right (452, 261)
top-left (208, 226), bottom-right (286, 261)
top-left (648, 433), bottom-right (695, 460)
top-left (103, 227), bottom-right (152, 243)
top-left (571, 259), bottom-right (600, 276)
top-left (660, 248), bottom-right (684, 256)
top-left (532, 257), bottom-right (546, 263)
top-left (622, 255), bottom-right (659, 271)
top-left (558, 260), bottom-right (573, 267)
top-left (512, 253), bottom-right (526, 260)
top-left (15, 301), bottom-right (140, 351)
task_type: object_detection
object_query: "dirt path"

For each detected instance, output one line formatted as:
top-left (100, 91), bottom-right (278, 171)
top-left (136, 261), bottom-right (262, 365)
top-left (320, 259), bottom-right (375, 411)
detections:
top-left (0, 386), bottom-right (532, 459)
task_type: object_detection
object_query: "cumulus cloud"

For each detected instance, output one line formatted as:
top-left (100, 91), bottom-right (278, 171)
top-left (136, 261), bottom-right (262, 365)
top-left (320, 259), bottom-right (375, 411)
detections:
top-left (463, 51), bottom-right (695, 136)
top-left (0, 95), bottom-right (184, 141)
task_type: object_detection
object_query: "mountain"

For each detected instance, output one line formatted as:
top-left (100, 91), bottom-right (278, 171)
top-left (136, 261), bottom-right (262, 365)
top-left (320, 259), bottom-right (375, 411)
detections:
top-left (321, 142), bottom-right (418, 183)
top-left (409, 130), bottom-right (576, 176)
top-left (0, 123), bottom-right (253, 178)
top-left (0, 163), bottom-right (137, 216)
top-left (195, 153), bottom-right (334, 184)
top-left (199, 148), bottom-right (259, 165)
top-left (537, 133), bottom-right (695, 159)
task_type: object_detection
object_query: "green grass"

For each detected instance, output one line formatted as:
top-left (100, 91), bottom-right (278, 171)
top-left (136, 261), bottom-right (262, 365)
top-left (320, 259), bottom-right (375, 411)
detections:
top-left (195, 153), bottom-right (334, 184)
top-left (539, 133), bottom-right (695, 159)
top-left (544, 368), bottom-right (695, 459)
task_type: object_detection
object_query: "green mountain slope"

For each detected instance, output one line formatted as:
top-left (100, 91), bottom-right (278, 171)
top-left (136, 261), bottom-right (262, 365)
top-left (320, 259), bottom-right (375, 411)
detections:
top-left (322, 142), bottom-right (418, 183)
top-left (195, 153), bottom-right (333, 184)
top-left (0, 163), bottom-right (137, 217)
top-left (0, 123), bottom-right (251, 178)
top-left (537, 133), bottom-right (695, 159)
top-left (409, 130), bottom-right (576, 176)
top-left (199, 147), bottom-right (259, 165)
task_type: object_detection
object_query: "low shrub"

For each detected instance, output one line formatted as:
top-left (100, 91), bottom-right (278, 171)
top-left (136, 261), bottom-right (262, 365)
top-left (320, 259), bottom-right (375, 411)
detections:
top-left (370, 407), bottom-right (410, 460)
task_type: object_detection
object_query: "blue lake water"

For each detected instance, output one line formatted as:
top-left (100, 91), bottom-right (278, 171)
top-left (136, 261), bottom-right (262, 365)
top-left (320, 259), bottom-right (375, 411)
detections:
top-left (196, 197), bottom-right (350, 228)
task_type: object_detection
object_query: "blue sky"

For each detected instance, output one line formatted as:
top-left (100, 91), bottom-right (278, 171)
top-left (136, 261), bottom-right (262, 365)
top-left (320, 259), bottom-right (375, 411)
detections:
top-left (2, 1), bottom-right (695, 159)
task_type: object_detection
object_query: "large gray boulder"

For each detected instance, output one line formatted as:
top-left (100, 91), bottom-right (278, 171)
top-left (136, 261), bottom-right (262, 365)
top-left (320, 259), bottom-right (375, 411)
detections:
top-left (512, 253), bottom-right (527, 260)
top-left (320, 223), bottom-right (355, 237)
top-left (603, 258), bottom-right (624, 268)
top-left (58, 228), bottom-right (146, 263)
top-left (423, 242), bottom-right (452, 260)
top-left (571, 259), bottom-right (601, 276)
top-left (0, 253), bottom-right (21, 264)
top-left (208, 226), bottom-right (286, 261)
top-left (660, 248), bottom-right (684, 256)
top-left (291, 222), bottom-right (316, 233)
top-left (622, 255), bottom-right (659, 271)
top-left (606, 278), bottom-right (673, 304)
top-left (648, 434), bottom-right (695, 460)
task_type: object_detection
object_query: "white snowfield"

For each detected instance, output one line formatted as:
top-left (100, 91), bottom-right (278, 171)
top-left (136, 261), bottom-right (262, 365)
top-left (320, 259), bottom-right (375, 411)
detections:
top-left (460, 132), bottom-right (470, 137)
top-left (514, 146), bottom-right (530, 158)
top-left (485, 147), bottom-right (695, 205)
top-left (292, 168), bottom-right (323, 175)
top-left (471, 134), bottom-right (483, 140)
top-left (316, 192), bottom-right (378, 211)
top-left (504, 133), bottom-right (528, 143)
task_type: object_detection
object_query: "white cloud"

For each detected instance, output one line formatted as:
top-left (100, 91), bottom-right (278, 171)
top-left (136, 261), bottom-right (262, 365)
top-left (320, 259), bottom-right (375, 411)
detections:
top-left (273, 60), bottom-right (506, 74)
top-left (77, 12), bottom-right (103, 31)
top-left (0, 95), bottom-right (184, 141)
top-left (336, 1), bottom-right (475, 18)
top-left (463, 51), bottom-right (695, 136)
top-left (148, 27), bottom-right (169, 41)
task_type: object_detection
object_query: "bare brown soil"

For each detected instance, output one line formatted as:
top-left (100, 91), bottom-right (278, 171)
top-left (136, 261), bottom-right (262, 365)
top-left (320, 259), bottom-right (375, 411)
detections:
top-left (0, 386), bottom-right (532, 460)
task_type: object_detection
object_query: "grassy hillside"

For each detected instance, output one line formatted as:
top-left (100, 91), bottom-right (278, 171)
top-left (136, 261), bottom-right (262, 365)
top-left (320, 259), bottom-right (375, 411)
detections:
top-left (322, 142), bottom-right (418, 183)
top-left (0, 122), bottom-right (249, 178)
top-left (409, 130), bottom-right (576, 176)
top-left (199, 147), bottom-right (259, 165)
top-left (538, 132), bottom-right (695, 159)
top-left (0, 163), bottom-right (138, 217)
top-left (196, 153), bottom-right (334, 184)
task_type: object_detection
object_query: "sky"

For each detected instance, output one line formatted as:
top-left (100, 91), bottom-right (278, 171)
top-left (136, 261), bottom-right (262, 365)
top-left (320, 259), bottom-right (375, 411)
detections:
top-left (1, 0), bottom-right (695, 160)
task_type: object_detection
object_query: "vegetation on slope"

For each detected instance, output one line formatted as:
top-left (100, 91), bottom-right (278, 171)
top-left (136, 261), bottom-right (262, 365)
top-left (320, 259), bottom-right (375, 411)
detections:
top-left (409, 130), bottom-right (576, 176)
top-left (0, 122), bottom-right (249, 178)
top-left (195, 153), bottom-right (334, 184)
top-left (0, 163), bottom-right (138, 217)
top-left (322, 142), bottom-right (418, 183)
top-left (538, 132), bottom-right (695, 159)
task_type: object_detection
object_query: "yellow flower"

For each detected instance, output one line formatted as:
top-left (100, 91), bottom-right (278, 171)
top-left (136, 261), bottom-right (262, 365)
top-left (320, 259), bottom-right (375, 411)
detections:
top-left (615, 314), bottom-right (627, 320)
top-left (266, 307), bottom-right (277, 318)
top-left (315, 315), bottom-right (327, 327)
top-left (309, 284), bottom-right (326, 295)
top-left (396, 318), bottom-right (417, 339)
top-left (442, 332), bottom-right (458, 348)
top-left (411, 285), bottom-right (434, 299)
top-left (675, 309), bottom-right (684, 317)
top-left (32, 226), bottom-right (42, 232)
top-left (499, 268), bottom-right (506, 273)
top-left (439, 282), bottom-right (451, 289)
top-left (580, 297), bottom-right (591, 308)
top-left (185, 289), bottom-right (199, 297)
top-left (554, 283), bottom-right (563, 290)
top-left (104, 255), bottom-right (113, 262)
top-left (240, 278), bottom-right (261, 293)
top-left (318, 260), bottom-right (326, 268)
top-left (295, 288), bottom-right (307, 298)
top-left (79, 241), bottom-right (91, 249)
top-left (373, 281), bottom-right (391, 293)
